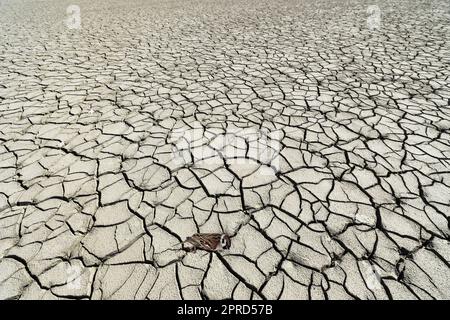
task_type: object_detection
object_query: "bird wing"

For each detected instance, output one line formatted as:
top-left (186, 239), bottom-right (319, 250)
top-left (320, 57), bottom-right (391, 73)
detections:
top-left (189, 234), bottom-right (220, 250)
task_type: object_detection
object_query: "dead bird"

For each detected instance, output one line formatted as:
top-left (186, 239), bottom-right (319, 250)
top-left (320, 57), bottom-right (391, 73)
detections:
top-left (180, 233), bottom-right (231, 252)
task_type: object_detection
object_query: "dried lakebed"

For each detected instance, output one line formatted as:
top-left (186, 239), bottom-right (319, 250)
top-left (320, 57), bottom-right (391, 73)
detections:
top-left (0, 0), bottom-right (449, 299)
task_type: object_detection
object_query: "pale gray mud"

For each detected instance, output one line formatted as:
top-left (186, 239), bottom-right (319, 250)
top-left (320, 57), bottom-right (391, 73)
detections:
top-left (0, 0), bottom-right (449, 299)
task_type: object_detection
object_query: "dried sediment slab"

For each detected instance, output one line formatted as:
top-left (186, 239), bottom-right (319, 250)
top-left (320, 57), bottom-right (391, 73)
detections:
top-left (0, 0), bottom-right (450, 300)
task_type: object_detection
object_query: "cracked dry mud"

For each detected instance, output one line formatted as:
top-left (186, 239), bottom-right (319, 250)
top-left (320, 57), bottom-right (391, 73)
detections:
top-left (1, 0), bottom-right (450, 300)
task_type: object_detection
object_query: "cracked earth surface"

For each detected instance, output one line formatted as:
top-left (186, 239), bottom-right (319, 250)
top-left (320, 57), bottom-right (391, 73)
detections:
top-left (1, 0), bottom-right (450, 300)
